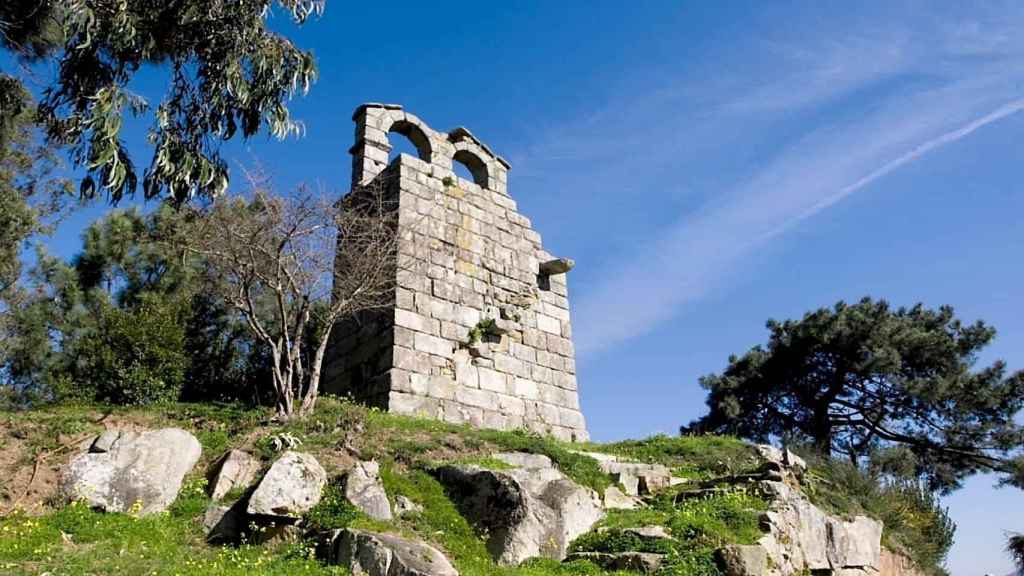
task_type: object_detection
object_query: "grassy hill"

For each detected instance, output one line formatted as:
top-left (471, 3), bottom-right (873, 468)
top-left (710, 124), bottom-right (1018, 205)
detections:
top-left (0, 398), bottom-right (951, 575)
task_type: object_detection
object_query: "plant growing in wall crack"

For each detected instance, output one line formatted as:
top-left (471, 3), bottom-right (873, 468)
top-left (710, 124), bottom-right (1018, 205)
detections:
top-left (467, 318), bottom-right (499, 344)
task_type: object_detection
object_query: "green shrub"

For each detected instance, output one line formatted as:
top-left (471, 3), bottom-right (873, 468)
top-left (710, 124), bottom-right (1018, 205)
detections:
top-left (70, 295), bottom-right (189, 405)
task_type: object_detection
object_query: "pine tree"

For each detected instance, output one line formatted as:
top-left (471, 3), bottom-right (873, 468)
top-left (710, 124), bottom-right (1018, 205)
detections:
top-left (685, 297), bottom-right (1024, 492)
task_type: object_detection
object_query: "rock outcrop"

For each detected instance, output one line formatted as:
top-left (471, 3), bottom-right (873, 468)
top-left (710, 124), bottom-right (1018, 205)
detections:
top-left (247, 450), bottom-right (327, 518)
top-left (878, 548), bottom-right (926, 576)
top-left (435, 451), bottom-right (603, 565)
top-left (757, 481), bottom-right (883, 575)
top-left (61, 428), bottom-right (201, 515)
top-left (320, 528), bottom-right (459, 576)
top-left (344, 460), bottom-right (393, 521)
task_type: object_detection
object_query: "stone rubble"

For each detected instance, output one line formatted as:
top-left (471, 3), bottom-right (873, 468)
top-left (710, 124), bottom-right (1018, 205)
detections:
top-left (54, 422), bottom-right (923, 576)
top-left (573, 450), bottom-right (679, 496)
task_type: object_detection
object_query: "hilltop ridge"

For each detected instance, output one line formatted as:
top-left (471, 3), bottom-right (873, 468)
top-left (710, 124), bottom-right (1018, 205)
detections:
top-left (0, 398), bottom-right (949, 575)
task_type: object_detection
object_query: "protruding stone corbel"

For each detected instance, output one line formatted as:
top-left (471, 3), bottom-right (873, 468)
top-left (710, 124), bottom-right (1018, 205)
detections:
top-left (539, 258), bottom-right (575, 275)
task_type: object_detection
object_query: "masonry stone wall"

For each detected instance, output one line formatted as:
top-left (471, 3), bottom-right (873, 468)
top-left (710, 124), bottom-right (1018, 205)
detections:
top-left (324, 104), bottom-right (588, 442)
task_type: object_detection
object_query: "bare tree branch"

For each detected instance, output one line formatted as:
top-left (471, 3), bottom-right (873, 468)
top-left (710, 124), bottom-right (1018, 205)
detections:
top-left (186, 174), bottom-right (401, 419)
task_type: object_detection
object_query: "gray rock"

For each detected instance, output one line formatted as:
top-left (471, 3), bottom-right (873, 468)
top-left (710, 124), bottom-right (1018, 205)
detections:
top-left (539, 258), bottom-right (575, 275)
top-left (757, 481), bottom-right (883, 573)
top-left (435, 453), bottom-right (603, 565)
top-left (61, 428), bottom-right (201, 515)
top-left (247, 451), bottom-right (326, 518)
top-left (493, 452), bottom-right (553, 469)
top-left (394, 495), bottom-right (423, 517)
top-left (572, 451), bottom-right (674, 496)
top-left (716, 544), bottom-right (768, 576)
top-left (756, 444), bottom-right (807, 476)
top-left (321, 528), bottom-right (458, 576)
top-left (89, 429), bottom-right (125, 453)
top-left (203, 501), bottom-right (247, 544)
top-left (612, 471), bottom-right (640, 496)
top-left (344, 460), bottom-right (393, 521)
top-left (829, 515), bottom-right (883, 568)
top-left (565, 551), bottom-right (664, 574)
top-left (602, 485), bottom-right (641, 510)
top-left (755, 444), bottom-right (785, 465)
top-left (623, 525), bottom-right (672, 540)
top-left (207, 449), bottom-right (261, 501)
top-left (253, 523), bottom-right (303, 545)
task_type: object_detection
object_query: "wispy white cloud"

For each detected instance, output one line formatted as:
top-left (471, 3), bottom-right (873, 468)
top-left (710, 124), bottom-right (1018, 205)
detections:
top-left (513, 4), bottom-right (1024, 356)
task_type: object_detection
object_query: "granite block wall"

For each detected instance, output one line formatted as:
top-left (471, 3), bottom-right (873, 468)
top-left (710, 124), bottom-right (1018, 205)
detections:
top-left (324, 104), bottom-right (587, 442)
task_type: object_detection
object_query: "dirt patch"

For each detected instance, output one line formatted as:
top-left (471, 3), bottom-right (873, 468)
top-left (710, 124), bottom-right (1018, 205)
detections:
top-left (0, 408), bottom-right (166, 514)
top-left (0, 431), bottom-right (85, 514)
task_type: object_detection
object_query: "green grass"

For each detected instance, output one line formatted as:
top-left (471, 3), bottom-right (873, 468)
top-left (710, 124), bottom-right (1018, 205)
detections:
top-left (571, 488), bottom-right (768, 576)
top-left (0, 501), bottom-right (345, 575)
top-left (590, 434), bottom-right (762, 481)
top-left (475, 428), bottom-right (612, 494)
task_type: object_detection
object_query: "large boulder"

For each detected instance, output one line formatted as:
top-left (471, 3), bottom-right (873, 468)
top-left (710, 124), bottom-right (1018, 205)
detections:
top-left (61, 428), bottom-right (201, 515)
top-left (435, 452), bottom-right (603, 565)
top-left (207, 449), bottom-right (261, 500)
top-left (320, 528), bottom-right (458, 576)
top-left (247, 451), bottom-right (326, 518)
top-left (344, 460), bottom-right (393, 521)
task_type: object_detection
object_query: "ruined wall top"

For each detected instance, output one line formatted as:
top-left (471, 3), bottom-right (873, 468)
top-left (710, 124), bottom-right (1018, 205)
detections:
top-left (349, 103), bottom-right (510, 192)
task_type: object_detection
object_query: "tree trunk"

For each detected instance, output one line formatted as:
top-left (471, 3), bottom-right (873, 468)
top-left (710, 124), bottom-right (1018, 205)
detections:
top-left (298, 326), bottom-right (334, 417)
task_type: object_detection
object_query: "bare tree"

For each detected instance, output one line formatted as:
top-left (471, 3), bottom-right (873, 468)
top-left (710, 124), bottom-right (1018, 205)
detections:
top-left (189, 176), bottom-right (399, 419)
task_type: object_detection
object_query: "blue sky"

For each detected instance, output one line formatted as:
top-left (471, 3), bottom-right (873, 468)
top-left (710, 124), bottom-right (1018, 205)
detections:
top-left (23, 1), bottom-right (1024, 574)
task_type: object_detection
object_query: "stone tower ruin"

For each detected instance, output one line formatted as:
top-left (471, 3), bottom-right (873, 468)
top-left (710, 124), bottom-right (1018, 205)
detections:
top-left (324, 104), bottom-right (588, 441)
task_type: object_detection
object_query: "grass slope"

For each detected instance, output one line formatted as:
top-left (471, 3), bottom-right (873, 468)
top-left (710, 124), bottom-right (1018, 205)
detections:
top-left (0, 397), bottom-right (949, 575)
